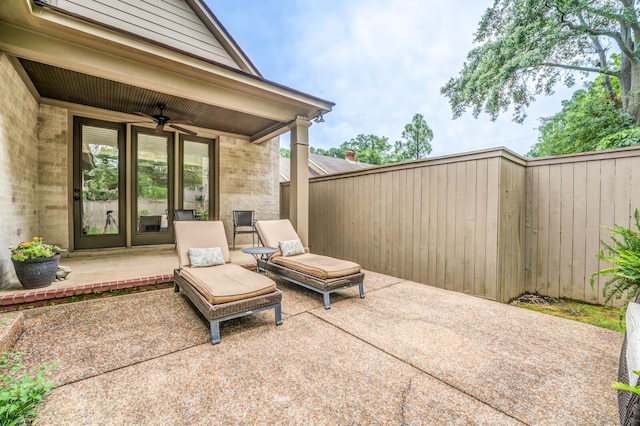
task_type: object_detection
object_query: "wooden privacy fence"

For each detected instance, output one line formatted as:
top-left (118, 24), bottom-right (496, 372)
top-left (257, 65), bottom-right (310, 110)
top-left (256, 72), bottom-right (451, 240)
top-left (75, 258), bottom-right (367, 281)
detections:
top-left (280, 146), bottom-right (640, 305)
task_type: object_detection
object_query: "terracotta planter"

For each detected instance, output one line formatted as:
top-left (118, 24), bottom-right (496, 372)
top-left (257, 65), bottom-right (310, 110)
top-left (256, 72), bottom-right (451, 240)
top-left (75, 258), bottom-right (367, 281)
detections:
top-left (12, 253), bottom-right (60, 289)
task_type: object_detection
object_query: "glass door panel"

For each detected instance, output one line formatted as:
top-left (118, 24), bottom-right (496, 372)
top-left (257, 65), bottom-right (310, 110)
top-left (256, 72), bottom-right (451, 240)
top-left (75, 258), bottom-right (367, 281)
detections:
top-left (73, 119), bottom-right (125, 249)
top-left (181, 139), bottom-right (211, 220)
top-left (132, 127), bottom-right (173, 245)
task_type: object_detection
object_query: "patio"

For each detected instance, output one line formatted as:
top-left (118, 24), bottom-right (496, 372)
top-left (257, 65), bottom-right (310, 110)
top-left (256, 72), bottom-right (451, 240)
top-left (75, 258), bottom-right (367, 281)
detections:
top-left (0, 263), bottom-right (622, 424)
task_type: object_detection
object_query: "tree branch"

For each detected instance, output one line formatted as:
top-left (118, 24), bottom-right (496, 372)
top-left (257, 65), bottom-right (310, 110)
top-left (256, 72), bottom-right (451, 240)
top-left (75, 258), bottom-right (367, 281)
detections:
top-left (563, 20), bottom-right (636, 59)
top-left (618, 0), bottom-right (640, 42)
top-left (540, 62), bottom-right (620, 77)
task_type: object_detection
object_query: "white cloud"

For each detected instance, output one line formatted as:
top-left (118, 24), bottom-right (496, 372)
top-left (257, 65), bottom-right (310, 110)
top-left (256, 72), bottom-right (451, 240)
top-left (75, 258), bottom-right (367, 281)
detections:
top-left (213, 0), bottom-right (578, 157)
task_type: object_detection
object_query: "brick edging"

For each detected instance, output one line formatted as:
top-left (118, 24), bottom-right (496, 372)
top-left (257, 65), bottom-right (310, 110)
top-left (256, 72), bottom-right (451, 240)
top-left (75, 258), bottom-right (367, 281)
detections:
top-left (0, 274), bottom-right (174, 309)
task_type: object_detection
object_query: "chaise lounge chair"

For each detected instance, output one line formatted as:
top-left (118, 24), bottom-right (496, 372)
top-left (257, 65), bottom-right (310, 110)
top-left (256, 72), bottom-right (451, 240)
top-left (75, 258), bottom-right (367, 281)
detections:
top-left (173, 221), bottom-right (283, 344)
top-left (254, 219), bottom-right (364, 310)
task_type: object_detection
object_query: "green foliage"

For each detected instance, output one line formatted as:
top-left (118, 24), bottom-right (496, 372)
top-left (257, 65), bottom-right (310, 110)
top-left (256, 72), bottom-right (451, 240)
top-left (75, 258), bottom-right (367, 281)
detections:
top-left (83, 153), bottom-right (119, 201)
top-left (309, 146), bottom-right (344, 158)
top-left (613, 369), bottom-right (640, 395)
top-left (279, 148), bottom-right (290, 158)
top-left (590, 209), bottom-right (640, 305)
top-left (0, 352), bottom-right (56, 425)
top-left (441, 0), bottom-right (640, 124)
top-left (528, 73), bottom-right (634, 157)
top-left (9, 237), bottom-right (62, 262)
top-left (339, 134), bottom-right (392, 165)
top-left (392, 113), bottom-right (433, 161)
top-left (597, 127), bottom-right (640, 151)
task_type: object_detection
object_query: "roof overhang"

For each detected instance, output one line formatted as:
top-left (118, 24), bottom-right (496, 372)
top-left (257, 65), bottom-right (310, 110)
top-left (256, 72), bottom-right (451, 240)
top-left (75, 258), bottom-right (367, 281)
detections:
top-left (0, 0), bottom-right (334, 143)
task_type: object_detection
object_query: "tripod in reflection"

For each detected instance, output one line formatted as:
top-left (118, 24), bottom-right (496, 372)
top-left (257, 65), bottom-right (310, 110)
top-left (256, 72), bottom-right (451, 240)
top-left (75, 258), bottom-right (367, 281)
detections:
top-left (103, 210), bottom-right (118, 234)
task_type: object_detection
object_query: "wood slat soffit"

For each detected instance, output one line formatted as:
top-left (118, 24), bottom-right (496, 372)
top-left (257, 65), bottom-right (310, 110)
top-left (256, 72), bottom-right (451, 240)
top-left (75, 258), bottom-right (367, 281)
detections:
top-left (19, 59), bottom-right (279, 136)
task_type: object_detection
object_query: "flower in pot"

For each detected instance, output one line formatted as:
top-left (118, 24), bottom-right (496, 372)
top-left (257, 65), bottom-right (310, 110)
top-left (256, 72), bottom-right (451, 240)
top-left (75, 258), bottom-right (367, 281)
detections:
top-left (10, 237), bottom-right (63, 289)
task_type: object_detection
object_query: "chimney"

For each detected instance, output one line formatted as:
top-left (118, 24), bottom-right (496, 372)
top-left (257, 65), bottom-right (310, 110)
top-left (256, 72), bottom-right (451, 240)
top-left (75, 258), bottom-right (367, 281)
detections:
top-left (345, 150), bottom-right (355, 162)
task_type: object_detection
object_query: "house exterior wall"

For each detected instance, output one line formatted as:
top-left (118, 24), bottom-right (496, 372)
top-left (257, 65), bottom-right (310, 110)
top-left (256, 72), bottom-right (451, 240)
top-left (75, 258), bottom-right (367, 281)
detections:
top-left (0, 53), bottom-right (40, 288)
top-left (54, 0), bottom-right (240, 69)
top-left (218, 135), bottom-right (280, 245)
top-left (37, 105), bottom-right (69, 250)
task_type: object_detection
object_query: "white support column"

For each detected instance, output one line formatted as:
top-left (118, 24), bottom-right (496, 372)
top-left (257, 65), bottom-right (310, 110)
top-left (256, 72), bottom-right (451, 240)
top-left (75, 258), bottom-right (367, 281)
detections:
top-left (289, 115), bottom-right (311, 246)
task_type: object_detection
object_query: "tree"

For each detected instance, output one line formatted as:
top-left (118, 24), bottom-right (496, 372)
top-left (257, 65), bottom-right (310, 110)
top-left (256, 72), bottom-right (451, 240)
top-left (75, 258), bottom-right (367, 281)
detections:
top-left (280, 148), bottom-right (290, 158)
top-left (309, 146), bottom-right (344, 158)
top-left (392, 113), bottom-right (433, 161)
top-left (441, 0), bottom-right (640, 125)
top-left (528, 71), bottom-right (633, 157)
top-left (339, 134), bottom-right (392, 165)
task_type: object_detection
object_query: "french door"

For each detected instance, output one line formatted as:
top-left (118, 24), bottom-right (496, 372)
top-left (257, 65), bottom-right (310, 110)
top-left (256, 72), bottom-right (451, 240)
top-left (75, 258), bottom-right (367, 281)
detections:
top-left (73, 117), bottom-right (215, 250)
top-left (131, 126), bottom-right (174, 246)
top-left (73, 118), bottom-right (126, 249)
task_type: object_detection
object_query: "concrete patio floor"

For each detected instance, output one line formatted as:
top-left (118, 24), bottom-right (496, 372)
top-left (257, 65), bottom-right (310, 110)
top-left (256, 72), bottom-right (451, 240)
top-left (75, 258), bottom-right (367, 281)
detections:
top-left (0, 269), bottom-right (622, 425)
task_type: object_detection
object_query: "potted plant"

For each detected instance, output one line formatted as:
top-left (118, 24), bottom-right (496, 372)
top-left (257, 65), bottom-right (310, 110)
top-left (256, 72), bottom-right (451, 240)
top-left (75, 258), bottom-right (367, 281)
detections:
top-left (10, 237), bottom-right (63, 289)
top-left (590, 208), bottom-right (640, 304)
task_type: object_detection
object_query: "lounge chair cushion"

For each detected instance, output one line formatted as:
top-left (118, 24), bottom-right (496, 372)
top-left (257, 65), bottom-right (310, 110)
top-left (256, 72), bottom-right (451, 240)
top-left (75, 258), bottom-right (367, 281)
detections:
top-left (280, 239), bottom-right (305, 257)
top-left (180, 264), bottom-right (276, 305)
top-left (272, 253), bottom-right (361, 279)
top-left (175, 221), bottom-right (232, 268)
top-left (627, 302), bottom-right (640, 387)
top-left (255, 219), bottom-right (301, 256)
top-left (188, 247), bottom-right (225, 267)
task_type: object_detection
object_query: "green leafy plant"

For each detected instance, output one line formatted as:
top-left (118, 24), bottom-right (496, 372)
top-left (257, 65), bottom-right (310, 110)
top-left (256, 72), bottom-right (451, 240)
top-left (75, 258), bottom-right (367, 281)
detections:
top-left (0, 352), bottom-right (56, 425)
top-left (9, 238), bottom-right (62, 262)
top-left (590, 209), bottom-right (640, 304)
top-left (613, 370), bottom-right (640, 395)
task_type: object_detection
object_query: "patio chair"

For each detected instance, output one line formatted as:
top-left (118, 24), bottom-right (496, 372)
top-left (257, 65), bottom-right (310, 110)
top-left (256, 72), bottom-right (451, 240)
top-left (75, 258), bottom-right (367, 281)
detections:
top-left (254, 219), bottom-right (364, 309)
top-left (173, 221), bottom-right (283, 344)
top-left (232, 210), bottom-right (258, 250)
top-left (174, 209), bottom-right (196, 221)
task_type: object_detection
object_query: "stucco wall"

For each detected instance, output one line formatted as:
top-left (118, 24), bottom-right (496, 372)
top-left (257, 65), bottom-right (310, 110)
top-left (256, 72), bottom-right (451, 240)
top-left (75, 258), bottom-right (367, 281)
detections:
top-left (0, 53), bottom-right (40, 288)
top-left (218, 135), bottom-right (280, 245)
top-left (38, 104), bottom-right (69, 249)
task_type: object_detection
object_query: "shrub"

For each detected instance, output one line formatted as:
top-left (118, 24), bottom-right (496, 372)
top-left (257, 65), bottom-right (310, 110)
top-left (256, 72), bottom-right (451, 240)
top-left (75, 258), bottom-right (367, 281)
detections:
top-left (591, 209), bottom-right (640, 304)
top-left (0, 352), bottom-right (56, 425)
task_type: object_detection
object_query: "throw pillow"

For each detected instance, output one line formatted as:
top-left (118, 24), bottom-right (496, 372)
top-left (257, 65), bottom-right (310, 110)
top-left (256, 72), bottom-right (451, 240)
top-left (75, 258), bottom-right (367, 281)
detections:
top-left (188, 247), bottom-right (225, 267)
top-left (279, 239), bottom-right (305, 257)
top-left (627, 302), bottom-right (640, 386)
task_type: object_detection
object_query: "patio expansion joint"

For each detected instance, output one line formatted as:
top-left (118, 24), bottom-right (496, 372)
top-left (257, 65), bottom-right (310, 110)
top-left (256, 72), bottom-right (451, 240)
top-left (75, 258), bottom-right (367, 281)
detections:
top-left (51, 339), bottom-right (211, 390)
top-left (307, 311), bottom-right (529, 426)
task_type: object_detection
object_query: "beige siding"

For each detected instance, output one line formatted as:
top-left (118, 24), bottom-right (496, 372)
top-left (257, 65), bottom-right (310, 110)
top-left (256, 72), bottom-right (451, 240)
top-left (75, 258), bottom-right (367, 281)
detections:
top-left (56, 0), bottom-right (240, 69)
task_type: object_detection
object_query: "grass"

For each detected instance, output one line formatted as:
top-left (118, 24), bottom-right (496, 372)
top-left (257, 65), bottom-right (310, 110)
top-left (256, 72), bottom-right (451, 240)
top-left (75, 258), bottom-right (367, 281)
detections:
top-left (516, 297), bottom-right (624, 332)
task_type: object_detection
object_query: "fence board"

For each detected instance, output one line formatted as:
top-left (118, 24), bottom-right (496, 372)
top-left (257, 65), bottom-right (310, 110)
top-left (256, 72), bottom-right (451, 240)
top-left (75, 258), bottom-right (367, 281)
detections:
top-left (464, 161), bottom-right (477, 294)
top-left (559, 163), bottom-right (574, 299)
top-left (571, 161), bottom-right (587, 301)
top-left (474, 159), bottom-right (488, 296)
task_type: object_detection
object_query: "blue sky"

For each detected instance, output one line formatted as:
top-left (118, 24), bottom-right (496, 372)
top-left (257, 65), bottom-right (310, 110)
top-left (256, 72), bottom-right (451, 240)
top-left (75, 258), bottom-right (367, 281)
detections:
top-left (209, 0), bottom-right (578, 157)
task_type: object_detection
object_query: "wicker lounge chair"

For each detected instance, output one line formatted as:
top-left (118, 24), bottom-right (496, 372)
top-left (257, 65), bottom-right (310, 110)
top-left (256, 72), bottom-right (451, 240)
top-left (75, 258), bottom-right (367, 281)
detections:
top-left (254, 219), bottom-right (364, 310)
top-left (174, 221), bottom-right (282, 344)
top-left (619, 294), bottom-right (640, 425)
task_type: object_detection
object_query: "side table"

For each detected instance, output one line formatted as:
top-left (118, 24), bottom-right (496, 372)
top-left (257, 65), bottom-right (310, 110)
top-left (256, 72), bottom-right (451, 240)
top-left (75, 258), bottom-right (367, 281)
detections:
top-left (242, 246), bottom-right (278, 273)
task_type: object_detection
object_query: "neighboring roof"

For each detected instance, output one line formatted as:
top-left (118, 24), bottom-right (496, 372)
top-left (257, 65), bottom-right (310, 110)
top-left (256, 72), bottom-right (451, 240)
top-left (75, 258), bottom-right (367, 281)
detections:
top-left (280, 153), bottom-right (373, 182)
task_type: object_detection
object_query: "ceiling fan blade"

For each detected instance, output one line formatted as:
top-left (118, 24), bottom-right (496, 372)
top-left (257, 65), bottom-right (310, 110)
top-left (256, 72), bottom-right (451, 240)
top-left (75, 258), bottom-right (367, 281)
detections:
top-left (169, 124), bottom-right (197, 136)
top-left (155, 124), bottom-right (165, 135)
top-left (166, 119), bottom-right (192, 125)
top-left (134, 112), bottom-right (155, 120)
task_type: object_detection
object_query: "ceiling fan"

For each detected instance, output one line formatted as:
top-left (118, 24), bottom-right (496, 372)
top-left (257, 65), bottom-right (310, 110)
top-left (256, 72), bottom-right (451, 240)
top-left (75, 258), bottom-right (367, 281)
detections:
top-left (133, 103), bottom-right (197, 136)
